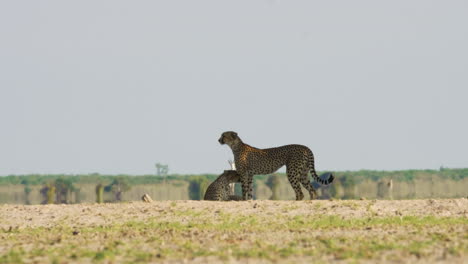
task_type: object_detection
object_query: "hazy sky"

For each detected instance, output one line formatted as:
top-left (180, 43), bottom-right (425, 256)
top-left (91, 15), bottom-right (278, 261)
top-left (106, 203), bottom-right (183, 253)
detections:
top-left (1, 1), bottom-right (467, 175)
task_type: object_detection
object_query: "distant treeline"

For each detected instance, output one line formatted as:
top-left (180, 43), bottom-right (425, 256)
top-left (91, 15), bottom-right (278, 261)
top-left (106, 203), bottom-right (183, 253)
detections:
top-left (0, 173), bottom-right (206, 185)
top-left (1, 168), bottom-right (467, 186)
top-left (323, 168), bottom-right (468, 200)
top-left (0, 168), bottom-right (467, 204)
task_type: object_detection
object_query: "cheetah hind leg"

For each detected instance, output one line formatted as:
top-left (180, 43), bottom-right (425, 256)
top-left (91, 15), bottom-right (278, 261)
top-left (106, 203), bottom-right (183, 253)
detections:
top-left (300, 171), bottom-right (318, 200)
top-left (287, 171), bottom-right (304, 201)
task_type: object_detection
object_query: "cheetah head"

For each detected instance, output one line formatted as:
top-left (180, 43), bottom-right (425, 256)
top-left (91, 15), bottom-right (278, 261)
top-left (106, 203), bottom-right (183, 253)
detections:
top-left (223, 170), bottom-right (241, 183)
top-left (218, 131), bottom-right (241, 147)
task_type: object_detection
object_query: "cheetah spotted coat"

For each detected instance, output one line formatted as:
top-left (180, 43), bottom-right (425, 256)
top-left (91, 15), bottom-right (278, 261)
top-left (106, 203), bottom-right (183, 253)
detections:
top-left (203, 170), bottom-right (242, 201)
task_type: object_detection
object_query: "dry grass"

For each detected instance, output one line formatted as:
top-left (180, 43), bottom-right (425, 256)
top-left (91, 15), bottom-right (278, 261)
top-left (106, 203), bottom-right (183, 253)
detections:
top-left (0, 199), bottom-right (467, 263)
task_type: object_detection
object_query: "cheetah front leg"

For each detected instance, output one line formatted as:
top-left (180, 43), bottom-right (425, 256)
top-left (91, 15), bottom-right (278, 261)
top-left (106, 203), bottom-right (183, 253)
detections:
top-left (240, 173), bottom-right (254, 200)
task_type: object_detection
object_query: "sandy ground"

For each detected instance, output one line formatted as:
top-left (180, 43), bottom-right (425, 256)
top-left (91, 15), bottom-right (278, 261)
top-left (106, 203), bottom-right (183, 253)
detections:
top-left (0, 199), bottom-right (467, 263)
top-left (1, 199), bottom-right (467, 229)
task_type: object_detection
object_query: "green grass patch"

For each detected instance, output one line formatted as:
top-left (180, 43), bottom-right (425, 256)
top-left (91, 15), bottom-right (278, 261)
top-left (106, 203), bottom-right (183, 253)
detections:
top-left (0, 249), bottom-right (25, 264)
top-left (1, 211), bottom-right (466, 263)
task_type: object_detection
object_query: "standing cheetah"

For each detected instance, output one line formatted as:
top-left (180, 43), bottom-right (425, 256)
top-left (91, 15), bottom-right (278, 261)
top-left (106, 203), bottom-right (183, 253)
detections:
top-left (219, 131), bottom-right (334, 200)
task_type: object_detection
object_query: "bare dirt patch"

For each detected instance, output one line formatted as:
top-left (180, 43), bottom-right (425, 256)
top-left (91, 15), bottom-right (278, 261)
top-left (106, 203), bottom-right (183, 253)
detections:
top-left (1, 199), bottom-right (467, 263)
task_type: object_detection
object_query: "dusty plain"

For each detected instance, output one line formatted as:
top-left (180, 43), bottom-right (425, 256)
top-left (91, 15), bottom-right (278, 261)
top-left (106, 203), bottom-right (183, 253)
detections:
top-left (1, 199), bottom-right (467, 263)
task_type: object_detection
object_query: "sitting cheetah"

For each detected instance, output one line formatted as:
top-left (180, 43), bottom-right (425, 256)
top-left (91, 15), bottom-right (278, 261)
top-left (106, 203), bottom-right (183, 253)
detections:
top-left (204, 170), bottom-right (242, 201)
top-left (218, 131), bottom-right (334, 200)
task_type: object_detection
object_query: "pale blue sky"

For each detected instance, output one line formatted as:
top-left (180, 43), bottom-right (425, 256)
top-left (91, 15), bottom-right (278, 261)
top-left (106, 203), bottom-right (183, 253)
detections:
top-left (1, 1), bottom-right (467, 175)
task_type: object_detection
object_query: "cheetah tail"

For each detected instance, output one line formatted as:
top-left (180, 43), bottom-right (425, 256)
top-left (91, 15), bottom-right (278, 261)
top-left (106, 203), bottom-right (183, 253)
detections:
top-left (311, 170), bottom-right (334, 185)
top-left (309, 156), bottom-right (334, 185)
top-left (309, 150), bottom-right (335, 185)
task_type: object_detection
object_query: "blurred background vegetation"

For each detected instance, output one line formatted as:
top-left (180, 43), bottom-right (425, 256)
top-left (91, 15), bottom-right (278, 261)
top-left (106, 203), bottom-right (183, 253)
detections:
top-left (0, 168), bottom-right (467, 204)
